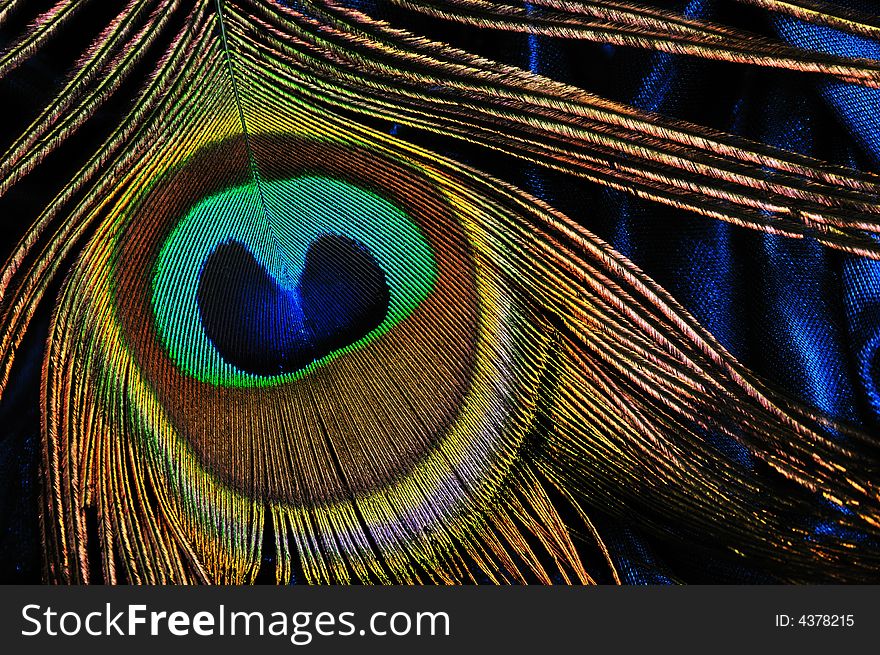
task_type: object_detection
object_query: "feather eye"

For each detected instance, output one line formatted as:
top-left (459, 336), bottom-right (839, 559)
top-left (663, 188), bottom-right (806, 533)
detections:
top-left (43, 119), bottom-right (578, 584)
top-left (1, 0), bottom-right (879, 584)
top-left (151, 157), bottom-right (437, 385)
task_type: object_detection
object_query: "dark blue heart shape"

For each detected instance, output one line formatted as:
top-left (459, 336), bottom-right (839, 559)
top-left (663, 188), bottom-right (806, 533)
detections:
top-left (197, 234), bottom-right (390, 376)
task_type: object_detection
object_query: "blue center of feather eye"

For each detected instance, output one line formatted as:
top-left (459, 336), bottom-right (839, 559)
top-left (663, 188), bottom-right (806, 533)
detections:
top-left (196, 235), bottom-right (390, 376)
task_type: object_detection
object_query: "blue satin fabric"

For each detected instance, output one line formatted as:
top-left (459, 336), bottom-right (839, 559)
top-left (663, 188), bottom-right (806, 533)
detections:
top-left (519, 0), bottom-right (879, 432)
top-left (773, 5), bottom-right (880, 428)
top-left (517, 0), bottom-right (880, 581)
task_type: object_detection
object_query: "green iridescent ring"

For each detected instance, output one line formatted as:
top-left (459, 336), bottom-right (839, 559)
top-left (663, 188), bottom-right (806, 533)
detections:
top-left (151, 174), bottom-right (438, 387)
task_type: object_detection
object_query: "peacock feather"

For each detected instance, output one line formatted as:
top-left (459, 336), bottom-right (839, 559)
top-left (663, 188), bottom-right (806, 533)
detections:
top-left (0, 0), bottom-right (878, 584)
